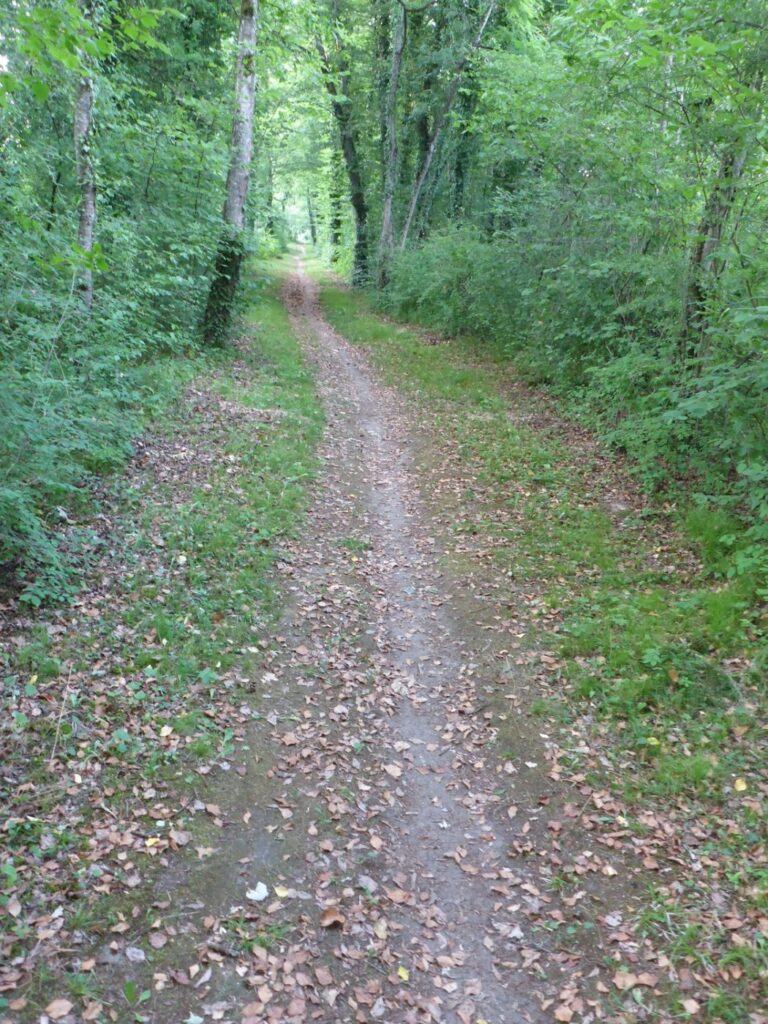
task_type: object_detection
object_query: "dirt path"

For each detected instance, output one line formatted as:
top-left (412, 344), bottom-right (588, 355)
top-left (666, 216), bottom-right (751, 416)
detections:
top-left (277, 261), bottom-right (532, 1023)
top-left (142, 258), bottom-right (648, 1024)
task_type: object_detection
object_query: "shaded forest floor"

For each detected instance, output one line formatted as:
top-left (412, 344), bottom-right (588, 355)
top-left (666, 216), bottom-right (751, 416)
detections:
top-left (1, 254), bottom-right (765, 1024)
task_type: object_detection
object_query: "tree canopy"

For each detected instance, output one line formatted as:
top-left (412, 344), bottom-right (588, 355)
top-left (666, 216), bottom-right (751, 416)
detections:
top-left (1, 0), bottom-right (767, 595)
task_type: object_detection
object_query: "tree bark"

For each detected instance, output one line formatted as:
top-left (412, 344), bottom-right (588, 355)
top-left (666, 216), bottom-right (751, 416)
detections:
top-left (329, 147), bottom-right (344, 261)
top-left (265, 155), bottom-right (275, 233)
top-left (376, 4), bottom-right (406, 287)
top-left (399, 0), bottom-right (496, 250)
top-left (202, 0), bottom-right (258, 345)
top-left (317, 36), bottom-right (369, 285)
top-left (681, 147), bottom-right (748, 362)
top-left (46, 166), bottom-right (62, 232)
top-left (375, 0), bottom-right (392, 181)
top-left (307, 191), bottom-right (317, 245)
top-left (74, 22), bottom-right (96, 313)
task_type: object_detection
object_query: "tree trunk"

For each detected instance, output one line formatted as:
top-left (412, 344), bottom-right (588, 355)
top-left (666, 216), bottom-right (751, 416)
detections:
top-left (329, 147), bottom-right (343, 261)
top-left (307, 191), bottom-right (317, 245)
top-left (681, 147), bottom-right (748, 362)
top-left (375, 0), bottom-right (391, 182)
top-left (202, 0), bottom-right (258, 346)
top-left (317, 37), bottom-right (369, 285)
top-left (399, 0), bottom-right (496, 250)
top-left (265, 155), bottom-right (275, 234)
top-left (74, 38), bottom-right (96, 312)
top-left (46, 166), bottom-right (62, 231)
top-left (376, 5), bottom-right (406, 288)
top-left (452, 80), bottom-right (478, 218)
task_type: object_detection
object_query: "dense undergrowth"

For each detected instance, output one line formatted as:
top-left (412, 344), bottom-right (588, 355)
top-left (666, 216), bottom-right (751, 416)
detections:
top-left (0, 0), bottom-right (289, 605)
top-left (377, 228), bottom-right (768, 592)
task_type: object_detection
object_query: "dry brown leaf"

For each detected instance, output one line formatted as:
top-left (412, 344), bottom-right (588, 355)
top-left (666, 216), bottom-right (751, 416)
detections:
top-left (385, 887), bottom-right (410, 904)
top-left (613, 971), bottom-right (638, 991)
top-left (319, 907), bottom-right (346, 929)
top-left (45, 999), bottom-right (74, 1021)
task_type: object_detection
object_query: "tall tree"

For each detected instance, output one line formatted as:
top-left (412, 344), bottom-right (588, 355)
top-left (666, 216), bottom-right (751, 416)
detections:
top-left (399, 0), bottom-right (497, 249)
top-left (316, 4), bottom-right (370, 284)
top-left (681, 146), bottom-right (750, 361)
top-left (328, 145), bottom-right (345, 262)
top-left (376, 3), bottom-right (406, 286)
top-left (202, 0), bottom-right (259, 345)
top-left (74, 0), bottom-right (97, 311)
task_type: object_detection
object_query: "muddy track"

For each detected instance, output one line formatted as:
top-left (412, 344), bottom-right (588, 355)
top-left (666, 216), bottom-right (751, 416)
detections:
top-left (144, 259), bottom-right (652, 1024)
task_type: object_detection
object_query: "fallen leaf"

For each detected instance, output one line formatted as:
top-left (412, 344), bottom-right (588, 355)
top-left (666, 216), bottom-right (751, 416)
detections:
top-left (45, 999), bottom-right (74, 1021)
top-left (315, 965), bottom-right (333, 986)
top-left (385, 887), bottom-right (410, 904)
top-left (319, 907), bottom-right (346, 929)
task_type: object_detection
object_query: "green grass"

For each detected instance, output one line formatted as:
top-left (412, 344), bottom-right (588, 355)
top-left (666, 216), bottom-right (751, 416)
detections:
top-left (315, 277), bottom-right (766, 798)
top-left (316, 275), bottom-right (768, 1018)
top-left (0, 258), bottom-right (323, 1009)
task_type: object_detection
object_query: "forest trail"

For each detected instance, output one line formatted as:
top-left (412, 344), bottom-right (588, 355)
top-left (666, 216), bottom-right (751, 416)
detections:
top-left (140, 257), bottom-right (651, 1024)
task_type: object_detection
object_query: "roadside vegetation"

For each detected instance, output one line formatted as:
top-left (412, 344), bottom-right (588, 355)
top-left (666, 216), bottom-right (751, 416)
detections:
top-left (0, 269), bottom-right (322, 1016)
top-left (316, 276), bottom-right (768, 1019)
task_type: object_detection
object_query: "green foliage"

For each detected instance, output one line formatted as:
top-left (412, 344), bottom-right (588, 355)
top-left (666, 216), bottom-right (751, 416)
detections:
top-left (372, 0), bottom-right (768, 584)
top-left (0, 0), bottom-right (284, 600)
top-left (317, 277), bottom-right (766, 818)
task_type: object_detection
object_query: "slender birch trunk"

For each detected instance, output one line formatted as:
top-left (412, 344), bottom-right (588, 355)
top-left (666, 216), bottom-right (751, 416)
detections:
top-left (376, 4), bottom-right (406, 288)
top-left (399, 0), bottom-right (496, 250)
top-left (202, 0), bottom-right (258, 345)
top-left (74, 15), bottom-right (96, 313)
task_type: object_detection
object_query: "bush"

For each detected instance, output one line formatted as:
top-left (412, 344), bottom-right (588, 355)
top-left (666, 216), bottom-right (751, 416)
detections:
top-left (380, 225), bottom-right (768, 586)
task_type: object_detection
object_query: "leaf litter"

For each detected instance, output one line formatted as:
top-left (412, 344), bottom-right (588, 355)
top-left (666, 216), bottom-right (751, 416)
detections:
top-left (1, 259), bottom-right (765, 1023)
